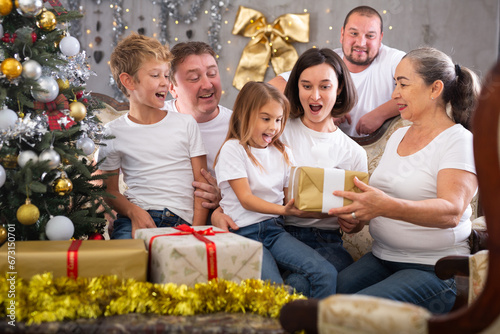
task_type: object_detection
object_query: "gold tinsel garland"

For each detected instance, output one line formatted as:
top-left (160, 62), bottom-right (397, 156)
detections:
top-left (0, 273), bottom-right (306, 325)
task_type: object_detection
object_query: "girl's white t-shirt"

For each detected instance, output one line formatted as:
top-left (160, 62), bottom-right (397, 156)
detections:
top-left (215, 139), bottom-right (294, 228)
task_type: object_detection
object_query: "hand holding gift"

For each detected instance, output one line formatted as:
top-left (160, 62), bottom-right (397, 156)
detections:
top-left (328, 176), bottom-right (391, 222)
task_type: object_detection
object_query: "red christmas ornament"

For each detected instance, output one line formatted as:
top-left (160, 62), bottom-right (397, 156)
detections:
top-left (76, 91), bottom-right (84, 100)
top-left (31, 32), bottom-right (37, 43)
top-left (88, 232), bottom-right (105, 240)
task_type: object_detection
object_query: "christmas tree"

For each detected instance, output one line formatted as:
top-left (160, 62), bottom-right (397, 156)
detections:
top-left (0, 0), bottom-right (112, 242)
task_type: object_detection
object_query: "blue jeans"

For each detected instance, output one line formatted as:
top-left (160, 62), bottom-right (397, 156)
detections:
top-left (232, 217), bottom-right (338, 298)
top-left (111, 208), bottom-right (188, 239)
top-left (284, 225), bottom-right (354, 271)
top-left (283, 225), bottom-right (354, 296)
top-left (337, 252), bottom-right (457, 314)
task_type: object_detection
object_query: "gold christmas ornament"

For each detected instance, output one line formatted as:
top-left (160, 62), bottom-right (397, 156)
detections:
top-left (1, 58), bottom-right (23, 80)
top-left (36, 9), bottom-right (57, 31)
top-left (69, 101), bottom-right (87, 122)
top-left (53, 172), bottom-right (73, 196)
top-left (56, 78), bottom-right (70, 90)
top-left (16, 198), bottom-right (40, 225)
top-left (0, 225), bottom-right (6, 245)
top-left (0, 0), bottom-right (13, 16)
top-left (2, 153), bottom-right (18, 169)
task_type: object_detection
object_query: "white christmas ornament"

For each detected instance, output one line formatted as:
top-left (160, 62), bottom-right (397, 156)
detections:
top-left (18, 150), bottom-right (39, 168)
top-left (0, 165), bottom-right (6, 188)
top-left (22, 59), bottom-right (42, 80)
top-left (39, 148), bottom-right (61, 169)
top-left (0, 107), bottom-right (18, 130)
top-left (32, 76), bottom-right (59, 102)
top-left (76, 137), bottom-right (95, 155)
top-left (45, 215), bottom-right (74, 240)
top-left (59, 36), bottom-right (80, 57)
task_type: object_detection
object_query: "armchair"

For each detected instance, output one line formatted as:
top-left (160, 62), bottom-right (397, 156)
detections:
top-left (280, 59), bottom-right (500, 334)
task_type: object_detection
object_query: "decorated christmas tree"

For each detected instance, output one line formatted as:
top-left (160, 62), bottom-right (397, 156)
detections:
top-left (0, 0), bottom-right (112, 242)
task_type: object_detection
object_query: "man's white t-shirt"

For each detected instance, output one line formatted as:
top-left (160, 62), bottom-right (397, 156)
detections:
top-left (279, 44), bottom-right (405, 137)
top-left (335, 44), bottom-right (405, 137)
top-left (96, 111), bottom-right (207, 223)
top-left (164, 99), bottom-right (231, 175)
top-left (215, 139), bottom-right (294, 228)
top-left (281, 118), bottom-right (368, 229)
top-left (369, 124), bottom-right (476, 265)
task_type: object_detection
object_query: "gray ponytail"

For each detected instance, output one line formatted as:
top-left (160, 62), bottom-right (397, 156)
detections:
top-left (404, 47), bottom-right (480, 129)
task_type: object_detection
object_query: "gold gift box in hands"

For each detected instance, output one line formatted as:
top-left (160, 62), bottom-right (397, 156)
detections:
top-left (289, 166), bottom-right (370, 213)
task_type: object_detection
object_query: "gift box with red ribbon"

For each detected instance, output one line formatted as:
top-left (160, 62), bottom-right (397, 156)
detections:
top-left (0, 239), bottom-right (148, 281)
top-left (135, 225), bottom-right (263, 285)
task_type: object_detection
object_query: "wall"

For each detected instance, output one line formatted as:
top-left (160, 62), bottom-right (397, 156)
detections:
top-left (68, 0), bottom-right (499, 108)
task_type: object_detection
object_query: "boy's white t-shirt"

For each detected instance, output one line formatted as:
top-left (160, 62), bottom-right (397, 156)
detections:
top-left (164, 99), bottom-right (232, 175)
top-left (96, 110), bottom-right (207, 223)
top-left (369, 124), bottom-right (476, 265)
top-left (215, 139), bottom-right (294, 228)
top-left (281, 118), bottom-right (368, 229)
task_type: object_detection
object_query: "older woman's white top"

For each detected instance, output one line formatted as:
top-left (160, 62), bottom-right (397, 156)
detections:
top-left (369, 124), bottom-right (476, 265)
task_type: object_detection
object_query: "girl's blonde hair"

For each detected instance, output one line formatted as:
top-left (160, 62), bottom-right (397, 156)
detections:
top-left (215, 81), bottom-right (291, 169)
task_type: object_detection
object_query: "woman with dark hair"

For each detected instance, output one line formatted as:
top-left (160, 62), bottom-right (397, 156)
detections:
top-left (281, 48), bottom-right (368, 296)
top-left (329, 47), bottom-right (480, 313)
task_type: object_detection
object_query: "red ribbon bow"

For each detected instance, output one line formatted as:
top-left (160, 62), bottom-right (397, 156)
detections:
top-left (33, 94), bottom-right (75, 130)
top-left (148, 224), bottom-right (227, 281)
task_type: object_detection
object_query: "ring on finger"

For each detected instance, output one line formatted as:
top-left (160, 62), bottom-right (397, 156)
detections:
top-left (351, 212), bottom-right (357, 219)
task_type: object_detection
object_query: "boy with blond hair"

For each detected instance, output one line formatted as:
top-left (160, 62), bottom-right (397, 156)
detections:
top-left (97, 33), bottom-right (209, 239)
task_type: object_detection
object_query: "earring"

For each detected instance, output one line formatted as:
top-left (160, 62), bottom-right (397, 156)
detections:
top-left (431, 97), bottom-right (434, 100)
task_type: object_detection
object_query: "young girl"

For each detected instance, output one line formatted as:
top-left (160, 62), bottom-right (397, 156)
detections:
top-left (214, 81), bottom-right (337, 298)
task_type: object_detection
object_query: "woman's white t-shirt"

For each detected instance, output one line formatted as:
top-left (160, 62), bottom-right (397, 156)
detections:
top-left (369, 124), bottom-right (476, 265)
top-left (281, 118), bottom-right (368, 229)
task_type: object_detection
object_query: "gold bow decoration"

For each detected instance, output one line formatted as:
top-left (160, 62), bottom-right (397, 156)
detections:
top-left (232, 6), bottom-right (309, 90)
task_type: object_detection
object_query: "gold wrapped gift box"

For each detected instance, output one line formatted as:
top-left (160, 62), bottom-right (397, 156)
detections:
top-left (289, 166), bottom-right (370, 212)
top-left (0, 239), bottom-right (148, 281)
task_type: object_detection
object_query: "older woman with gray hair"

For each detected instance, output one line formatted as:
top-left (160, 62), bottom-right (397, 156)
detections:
top-left (329, 47), bottom-right (480, 314)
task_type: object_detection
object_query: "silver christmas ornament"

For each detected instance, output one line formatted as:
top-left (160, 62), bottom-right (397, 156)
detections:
top-left (0, 165), bottom-right (5, 188)
top-left (22, 59), bottom-right (42, 80)
top-left (76, 136), bottom-right (95, 156)
top-left (39, 147), bottom-right (61, 169)
top-left (32, 76), bottom-right (59, 102)
top-left (16, 0), bottom-right (44, 17)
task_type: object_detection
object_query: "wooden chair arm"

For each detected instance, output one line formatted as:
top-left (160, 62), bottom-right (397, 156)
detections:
top-left (279, 299), bottom-right (319, 334)
top-left (435, 255), bottom-right (471, 311)
top-left (435, 255), bottom-right (470, 280)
